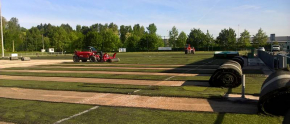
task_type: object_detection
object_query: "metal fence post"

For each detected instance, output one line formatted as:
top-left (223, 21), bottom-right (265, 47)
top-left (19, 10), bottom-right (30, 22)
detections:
top-left (241, 74), bottom-right (245, 98)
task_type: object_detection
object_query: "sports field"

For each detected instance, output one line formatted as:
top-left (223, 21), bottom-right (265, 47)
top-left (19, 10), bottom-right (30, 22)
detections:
top-left (0, 52), bottom-right (284, 123)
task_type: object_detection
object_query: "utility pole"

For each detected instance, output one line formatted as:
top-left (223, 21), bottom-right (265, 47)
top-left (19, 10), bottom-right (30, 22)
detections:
top-left (0, 1), bottom-right (4, 58)
top-left (42, 34), bottom-right (44, 49)
top-left (12, 40), bottom-right (14, 52)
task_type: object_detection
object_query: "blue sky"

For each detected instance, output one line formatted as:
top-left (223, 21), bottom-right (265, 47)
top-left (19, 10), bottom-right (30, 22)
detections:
top-left (2, 0), bottom-right (290, 37)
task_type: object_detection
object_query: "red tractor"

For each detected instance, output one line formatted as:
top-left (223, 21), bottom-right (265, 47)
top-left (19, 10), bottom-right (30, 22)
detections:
top-left (73, 46), bottom-right (119, 62)
top-left (185, 44), bottom-right (195, 54)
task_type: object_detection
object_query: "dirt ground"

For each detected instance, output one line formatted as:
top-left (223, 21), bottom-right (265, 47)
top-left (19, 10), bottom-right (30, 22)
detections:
top-left (0, 60), bottom-right (71, 69)
top-left (0, 70), bottom-right (210, 77)
top-left (0, 87), bottom-right (258, 114)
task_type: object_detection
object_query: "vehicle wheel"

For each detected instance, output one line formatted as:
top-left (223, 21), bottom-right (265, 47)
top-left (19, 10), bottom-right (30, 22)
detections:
top-left (90, 56), bottom-right (96, 62)
top-left (81, 59), bottom-right (87, 62)
top-left (73, 56), bottom-right (80, 62)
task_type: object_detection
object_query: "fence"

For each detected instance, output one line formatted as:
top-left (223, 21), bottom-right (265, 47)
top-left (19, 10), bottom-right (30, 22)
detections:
top-left (258, 50), bottom-right (290, 69)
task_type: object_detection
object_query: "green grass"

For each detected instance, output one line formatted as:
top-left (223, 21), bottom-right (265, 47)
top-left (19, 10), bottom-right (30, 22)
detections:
top-left (0, 72), bottom-right (211, 81)
top-left (0, 80), bottom-right (223, 98)
top-left (43, 63), bottom-right (220, 69)
top-left (0, 98), bottom-right (283, 124)
top-left (19, 51), bottom-right (228, 65)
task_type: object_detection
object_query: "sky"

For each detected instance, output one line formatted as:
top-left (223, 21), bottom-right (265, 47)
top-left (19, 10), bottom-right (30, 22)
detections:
top-left (2, 0), bottom-right (290, 37)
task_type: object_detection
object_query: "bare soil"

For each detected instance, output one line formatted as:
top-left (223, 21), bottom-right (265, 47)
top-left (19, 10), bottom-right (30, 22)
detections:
top-left (0, 87), bottom-right (257, 114)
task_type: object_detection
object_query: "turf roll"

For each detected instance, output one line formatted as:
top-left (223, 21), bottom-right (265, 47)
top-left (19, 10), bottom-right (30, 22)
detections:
top-left (209, 60), bottom-right (242, 88)
top-left (284, 109), bottom-right (290, 124)
top-left (21, 57), bottom-right (31, 61)
top-left (258, 70), bottom-right (290, 116)
top-left (232, 56), bottom-right (244, 68)
top-left (108, 58), bottom-right (120, 62)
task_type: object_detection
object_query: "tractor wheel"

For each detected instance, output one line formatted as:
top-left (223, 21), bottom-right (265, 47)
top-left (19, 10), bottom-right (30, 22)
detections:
top-left (81, 59), bottom-right (87, 62)
top-left (73, 56), bottom-right (80, 62)
top-left (90, 56), bottom-right (96, 62)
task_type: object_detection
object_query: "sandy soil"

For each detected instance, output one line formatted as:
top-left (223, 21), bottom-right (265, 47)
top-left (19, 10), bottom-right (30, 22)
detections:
top-left (0, 70), bottom-right (211, 77)
top-left (0, 60), bottom-right (70, 69)
top-left (0, 87), bottom-right (257, 114)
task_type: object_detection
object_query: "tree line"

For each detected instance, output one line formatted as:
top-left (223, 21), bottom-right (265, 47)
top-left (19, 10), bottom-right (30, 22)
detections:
top-left (0, 17), bottom-right (269, 52)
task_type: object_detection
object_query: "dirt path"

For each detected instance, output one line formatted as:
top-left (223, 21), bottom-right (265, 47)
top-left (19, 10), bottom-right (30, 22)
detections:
top-left (0, 70), bottom-right (211, 77)
top-left (0, 87), bottom-right (257, 114)
top-left (40, 66), bottom-right (217, 71)
top-left (0, 60), bottom-right (70, 69)
top-left (0, 75), bottom-right (210, 87)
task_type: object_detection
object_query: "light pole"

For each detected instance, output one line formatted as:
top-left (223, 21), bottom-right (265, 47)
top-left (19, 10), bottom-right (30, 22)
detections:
top-left (1, 1), bottom-right (4, 58)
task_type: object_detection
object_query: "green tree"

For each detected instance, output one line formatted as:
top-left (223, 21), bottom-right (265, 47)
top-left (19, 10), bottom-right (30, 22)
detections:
top-left (120, 25), bottom-right (132, 44)
top-left (187, 28), bottom-right (205, 49)
top-left (146, 23), bottom-right (157, 35)
top-left (124, 35), bottom-right (140, 51)
top-left (216, 28), bottom-right (236, 49)
top-left (238, 29), bottom-right (251, 49)
top-left (169, 26), bottom-right (179, 48)
top-left (4, 17), bottom-right (23, 51)
top-left (273, 41), bottom-right (279, 45)
top-left (252, 28), bottom-right (268, 47)
top-left (133, 24), bottom-right (145, 37)
top-left (204, 30), bottom-right (214, 51)
top-left (176, 31), bottom-right (187, 48)
top-left (138, 34), bottom-right (163, 51)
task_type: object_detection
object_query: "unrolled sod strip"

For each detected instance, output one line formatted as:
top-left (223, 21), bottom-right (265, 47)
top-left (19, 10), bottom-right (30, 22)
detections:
top-left (0, 70), bottom-right (211, 77)
top-left (39, 66), bottom-right (217, 71)
top-left (0, 75), bottom-right (209, 86)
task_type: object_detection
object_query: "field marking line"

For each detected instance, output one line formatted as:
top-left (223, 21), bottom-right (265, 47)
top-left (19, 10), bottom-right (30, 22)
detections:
top-left (54, 106), bottom-right (99, 124)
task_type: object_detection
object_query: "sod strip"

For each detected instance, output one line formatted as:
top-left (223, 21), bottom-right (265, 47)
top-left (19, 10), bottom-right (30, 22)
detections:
top-left (0, 75), bottom-right (209, 87)
top-left (44, 64), bottom-right (220, 69)
top-left (39, 66), bottom-right (217, 71)
top-left (4, 67), bottom-right (216, 74)
top-left (0, 87), bottom-right (257, 114)
top-left (0, 98), bottom-right (283, 124)
top-left (0, 70), bottom-right (211, 77)
top-left (0, 71), bottom-right (211, 81)
top-left (0, 79), bottom-right (224, 98)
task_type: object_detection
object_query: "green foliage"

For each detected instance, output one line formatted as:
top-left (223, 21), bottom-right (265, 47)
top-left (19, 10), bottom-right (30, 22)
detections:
top-left (204, 30), bottom-right (214, 51)
top-left (187, 28), bottom-right (205, 49)
top-left (273, 41), bottom-right (279, 45)
top-left (138, 33), bottom-right (164, 51)
top-left (252, 28), bottom-right (268, 48)
top-left (120, 25), bottom-right (132, 44)
top-left (238, 29), bottom-right (251, 48)
top-left (216, 28), bottom-right (236, 49)
top-left (146, 23), bottom-right (157, 35)
top-left (124, 35), bottom-right (140, 51)
top-left (176, 31), bottom-right (187, 48)
top-left (169, 26), bottom-right (179, 48)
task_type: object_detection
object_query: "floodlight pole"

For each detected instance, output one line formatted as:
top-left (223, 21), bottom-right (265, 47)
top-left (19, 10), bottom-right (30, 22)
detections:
top-left (0, 1), bottom-right (4, 58)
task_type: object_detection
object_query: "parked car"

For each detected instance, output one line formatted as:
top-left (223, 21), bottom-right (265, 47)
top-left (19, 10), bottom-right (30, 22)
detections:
top-left (258, 47), bottom-right (265, 51)
top-left (272, 45), bottom-right (280, 51)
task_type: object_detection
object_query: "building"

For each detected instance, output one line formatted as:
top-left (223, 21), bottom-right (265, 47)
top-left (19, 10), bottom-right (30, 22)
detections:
top-left (250, 36), bottom-right (290, 51)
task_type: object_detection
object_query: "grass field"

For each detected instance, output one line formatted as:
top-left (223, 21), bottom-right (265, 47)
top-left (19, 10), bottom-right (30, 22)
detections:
top-left (0, 51), bottom-right (284, 123)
